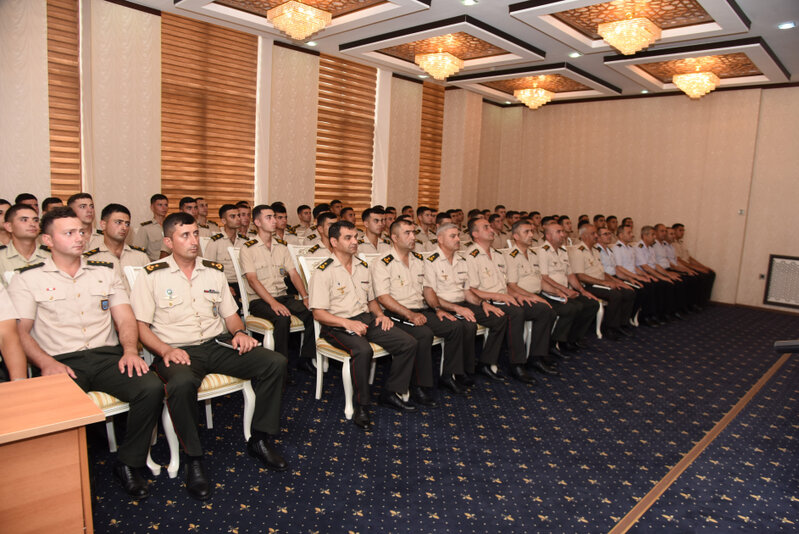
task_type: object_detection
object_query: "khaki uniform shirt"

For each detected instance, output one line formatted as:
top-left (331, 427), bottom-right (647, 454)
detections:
top-left (275, 230), bottom-right (301, 246)
top-left (504, 247), bottom-right (543, 294)
top-left (86, 229), bottom-right (104, 251)
top-left (0, 241), bottom-right (51, 286)
top-left (294, 224), bottom-right (314, 240)
top-left (422, 247), bottom-right (470, 303)
top-left (308, 255), bottom-right (373, 319)
top-left (370, 248), bottom-right (426, 310)
top-left (414, 226), bottom-right (438, 253)
top-left (464, 243), bottom-right (507, 294)
top-left (8, 257), bottom-right (127, 356)
top-left (203, 232), bottom-right (249, 284)
top-left (673, 239), bottom-right (691, 261)
top-left (491, 231), bottom-right (511, 251)
top-left (84, 243), bottom-right (150, 292)
top-left (537, 242), bottom-right (573, 287)
top-left (302, 231), bottom-right (322, 248)
top-left (568, 242), bottom-right (606, 279)
top-left (197, 224), bottom-right (215, 238)
top-left (0, 285), bottom-right (18, 323)
top-left (357, 236), bottom-right (391, 255)
top-left (305, 243), bottom-right (333, 257)
top-left (133, 219), bottom-right (164, 261)
top-left (239, 237), bottom-right (294, 299)
top-left (130, 256), bottom-right (236, 347)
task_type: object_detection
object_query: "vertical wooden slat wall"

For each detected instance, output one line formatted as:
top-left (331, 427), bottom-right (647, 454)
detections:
top-left (47, 0), bottom-right (82, 200)
top-left (160, 13), bottom-right (257, 222)
top-left (417, 82), bottom-right (445, 211)
top-left (314, 54), bottom-right (377, 217)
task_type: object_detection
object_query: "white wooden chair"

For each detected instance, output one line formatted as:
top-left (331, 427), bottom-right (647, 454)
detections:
top-left (507, 239), bottom-right (514, 249)
top-left (199, 236), bottom-right (211, 256)
top-left (125, 265), bottom-right (257, 478)
top-left (2, 271), bottom-right (13, 285)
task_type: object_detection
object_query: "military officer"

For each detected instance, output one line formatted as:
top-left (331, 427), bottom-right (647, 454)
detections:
top-left (671, 223), bottom-right (715, 307)
top-left (195, 197), bottom-right (220, 234)
top-left (237, 201), bottom-right (256, 236)
top-left (653, 223), bottom-right (701, 309)
top-left (131, 212), bottom-right (288, 501)
top-left (597, 226), bottom-right (643, 325)
top-left (133, 194), bottom-right (168, 261)
top-left (611, 225), bottom-right (663, 327)
top-left (42, 196), bottom-right (64, 213)
top-left (66, 193), bottom-right (101, 250)
top-left (9, 206), bottom-right (164, 499)
top-left (538, 223), bottom-right (600, 350)
top-left (0, 199), bottom-right (11, 245)
top-left (0, 285), bottom-right (26, 381)
top-left (358, 207), bottom-right (391, 255)
top-left (240, 204), bottom-right (315, 372)
top-left (308, 220), bottom-right (418, 430)
top-left (371, 219), bottom-right (468, 402)
top-left (0, 203), bottom-right (50, 285)
top-left (635, 226), bottom-right (685, 320)
top-left (178, 197), bottom-right (213, 238)
top-left (203, 204), bottom-right (250, 304)
top-left (303, 212), bottom-right (337, 256)
top-left (271, 203), bottom-right (301, 245)
top-left (293, 204), bottom-right (313, 239)
top-left (414, 206), bottom-right (437, 252)
top-left (465, 218), bottom-right (552, 384)
top-left (489, 214), bottom-right (511, 249)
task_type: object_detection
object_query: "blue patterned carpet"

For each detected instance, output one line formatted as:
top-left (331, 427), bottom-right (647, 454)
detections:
top-left (89, 306), bottom-right (799, 533)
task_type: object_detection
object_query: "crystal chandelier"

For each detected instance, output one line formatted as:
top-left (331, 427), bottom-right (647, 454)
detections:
top-left (414, 50), bottom-right (464, 81)
top-left (267, 1), bottom-right (332, 41)
top-left (673, 71), bottom-right (721, 99)
top-left (514, 87), bottom-right (554, 110)
top-left (598, 17), bottom-right (661, 55)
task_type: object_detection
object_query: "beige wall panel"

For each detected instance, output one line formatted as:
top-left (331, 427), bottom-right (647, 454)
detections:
top-left (736, 87), bottom-right (799, 310)
top-left (386, 77), bottom-right (422, 210)
top-left (268, 45), bottom-right (319, 221)
top-left (0, 0), bottom-right (51, 199)
top-left (498, 106), bottom-right (524, 206)
top-left (440, 89), bottom-right (482, 211)
top-left (88, 0), bottom-right (161, 228)
top-left (477, 102), bottom-right (502, 207)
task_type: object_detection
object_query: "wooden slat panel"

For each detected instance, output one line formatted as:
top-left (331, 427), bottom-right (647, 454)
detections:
top-left (417, 82), bottom-right (445, 211)
top-left (161, 13), bottom-right (257, 222)
top-left (314, 54), bottom-right (376, 220)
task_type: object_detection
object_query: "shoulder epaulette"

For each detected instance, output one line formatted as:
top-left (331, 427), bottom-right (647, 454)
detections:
top-left (210, 233), bottom-right (224, 241)
top-left (39, 244), bottom-right (51, 252)
top-left (542, 244), bottom-right (550, 251)
top-left (287, 227), bottom-right (297, 235)
top-left (244, 239), bottom-right (258, 247)
top-left (144, 262), bottom-right (168, 274)
top-left (359, 259), bottom-right (368, 268)
top-left (0, 245), bottom-right (6, 251)
top-left (414, 228), bottom-right (421, 234)
top-left (411, 252), bottom-right (423, 260)
top-left (129, 245), bottom-right (147, 253)
top-left (309, 225), bottom-right (317, 231)
top-left (615, 242), bottom-right (623, 247)
top-left (96, 229), bottom-right (104, 235)
top-left (357, 238), bottom-right (365, 244)
top-left (317, 258), bottom-right (333, 270)
top-left (638, 243), bottom-right (644, 248)
top-left (198, 223), bottom-right (209, 229)
top-left (509, 249), bottom-right (519, 257)
top-left (242, 233), bottom-right (252, 239)
top-left (306, 233), bottom-right (317, 241)
top-left (560, 246), bottom-right (568, 252)
top-left (83, 248), bottom-right (100, 257)
top-left (382, 254), bottom-right (394, 265)
top-left (469, 249), bottom-right (480, 257)
top-left (578, 245), bottom-right (586, 251)
top-left (415, 239), bottom-right (423, 244)
top-left (202, 259), bottom-right (224, 271)
top-left (308, 244), bottom-right (320, 253)
top-left (87, 260), bottom-right (113, 269)
top-left (430, 238), bottom-right (438, 244)
top-left (595, 245), bottom-right (602, 251)
top-left (427, 253), bottom-right (439, 262)
top-left (275, 237), bottom-right (287, 246)
top-left (141, 220), bottom-right (153, 226)
top-left (16, 262), bottom-right (44, 273)
top-left (464, 241), bottom-right (473, 247)
top-left (382, 238), bottom-right (391, 245)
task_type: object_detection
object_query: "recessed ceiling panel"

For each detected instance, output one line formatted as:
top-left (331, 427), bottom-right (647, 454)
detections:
top-left (377, 32), bottom-right (509, 62)
top-left (215, 0), bottom-right (388, 19)
top-left (483, 74), bottom-right (591, 95)
top-left (637, 52), bottom-right (761, 82)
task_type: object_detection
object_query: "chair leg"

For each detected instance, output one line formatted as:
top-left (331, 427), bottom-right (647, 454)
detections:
top-left (596, 301), bottom-right (605, 339)
top-left (523, 321), bottom-right (532, 359)
top-left (146, 426), bottom-right (161, 478)
top-left (631, 309), bottom-right (640, 327)
top-left (106, 417), bottom-right (118, 453)
top-left (242, 381), bottom-right (255, 442)
top-left (264, 331), bottom-right (275, 351)
top-left (315, 353), bottom-right (324, 400)
top-left (369, 360), bottom-right (376, 384)
top-left (161, 404), bottom-right (181, 479)
top-left (205, 400), bottom-right (214, 430)
top-left (342, 360), bottom-right (354, 420)
top-left (439, 340), bottom-right (446, 377)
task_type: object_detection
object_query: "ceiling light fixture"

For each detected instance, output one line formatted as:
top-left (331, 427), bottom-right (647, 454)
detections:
top-left (461, 0), bottom-right (479, 5)
top-left (640, 89), bottom-right (649, 94)
top-left (267, 1), bottom-right (332, 41)
top-left (597, 2), bottom-right (661, 55)
top-left (568, 52), bottom-right (582, 58)
top-left (514, 78), bottom-right (554, 110)
top-left (777, 21), bottom-right (796, 30)
top-left (306, 41), bottom-right (318, 47)
top-left (673, 70), bottom-right (720, 99)
top-left (414, 49), bottom-right (464, 81)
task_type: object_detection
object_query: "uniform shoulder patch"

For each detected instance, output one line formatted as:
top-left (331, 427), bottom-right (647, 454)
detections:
top-left (578, 245), bottom-right (586, 251)
top-left (414, 228), bottom-right (421, 234)
top-left (96, 229), bottom-right (104, 235)
top-left (615, 242), bottom-right (623, 247)
top-left (359, 259), bottom-right (368, 268)
top-left (241, 233), bottom-right (252, 239)
top-left (357, 238), bottom-right (365, 244)
top-left (287, 227), bottom-right (297, 235)
top-left (244, 239), bottom-right (258, 248)
top-left (144, 262), bottom-right (168, 274)
top-left (469, 249), bottom-right (480, 257)
top-left (39, 244), bottom-right (51, 252)
top-left (638, 243), bottom-right (644, 248)
top-left (275, 237), bottom-right (287, 246)
top-left (415, 239), bottom-right (423, 244)
top-left (382, 254), bottom-right (394, 265)
top-left (140, 220), bottom-right (153, 226)
top-left (542, 244), bottom-right (550, 251)
top-left (560, 246), bottom-right (568, 252)
top-left (509, 249), bottom-right (519, 258)
top-left (306, 233), bottom-right (317, 241)
top-left (430, 238), bottom-right (438, 244)
top-left (87, 260), bottom-right (113, 269)
top-left (427, 252), bottom-right (439, 262)
top-left (464, 241), bottom-right (474, 248)
top-left (0, 245), bottom-right (6, 251)
top-left (16, 262), bottom-right (44, 273)
top-left (382, 238), bottom-right (391, 245)
top-left (202, 259), bottom-right (224, 271)
top-left (210, 233), bottom-right (224, 241)
top-left (198, 223), bottom-right (209, 229)
top-left (83, 248), bottom-right (100, 257)
top-left (129, 245), bottom-right (147, 253)
top-left (308, 244), bottom-right (320, 253)
top-left (317, 258), bottom-right (333, 270)
top-left (411, 252), bottom-right (423, 260)
top-left (309, 225), bottom-right (317, 231)
top-left (595, 245), bottom-right (602, 251)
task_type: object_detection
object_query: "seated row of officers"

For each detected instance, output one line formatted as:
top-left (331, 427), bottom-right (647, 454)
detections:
top-left (0, 195), bottom-right (714, 504)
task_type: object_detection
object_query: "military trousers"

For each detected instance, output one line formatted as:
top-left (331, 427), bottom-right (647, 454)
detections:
top-left (584, 284), bottom-right (636, 328)
top-left (543, 294), bottom-right (599, 342)
top-left (250, 295), bottom-right (316, 360)
top-left (460, 302), bottom-right (508, 368)
top-left (152, 339), bottom-right (287, 457)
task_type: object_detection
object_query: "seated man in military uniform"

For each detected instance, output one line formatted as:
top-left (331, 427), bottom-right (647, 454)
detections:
top-left (131, 212), bottom-right (288, 501)
top-left (203, 203), bottom-right (250, 308)
top-left (308, 221), bottom-right (418, 431)
top-left (358, 207), bottom-right (391, 255)
top-left (0, 285), bottom-right (26, 382)
top-left (0, 203), bottom-right (50, 286)
top-left (9, 206), bottom-right (164, 499)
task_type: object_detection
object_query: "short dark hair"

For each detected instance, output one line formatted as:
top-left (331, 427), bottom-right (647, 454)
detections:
top-left (467, 209), bottom-right (481, 219)
top-left (340, 207), bottom-right (354, 218)
top-left (312, 203), bottom-right (330, 219)
top-left (416, 206), bottom-right (432, 218)
top-left (271, 203), bottom-right (287, 215)
top-left (42, 197), bottom-right (63, 211)
top-left (390, 218), bottom-right (414, 237)
top-left (15, 193), bottom-right (37, 204)
top-left (40, 206), bottom-right (77, 235)
top-left (511, 219), bottom-right (531, 235)
top-left (252, 204), bottom-right (273, 219)
top-left (488, 214), bottom-right (501, 224)
top-left (195, 196), bottom-right (205, 202)
top-left (558, 215), bottom-right (571, 224)
top-left (578, 214), bottom-right (588, 222)
top-left (236, 201), bottom-right (251, 209)
top-left (467, 217), bottom-right (484, 238)
top-left (671, 223), bottom-right (684, 230)
top-left (328, 220), bottom-right (355, 241)
top-left (5, 203), bottom-right (38, 224)
top-left (150, 194), bottom-right (167, 204)
top-left (606, 215), bottom-right (617, 223)
top-left (494, 204), bottom-right (506, 211)
top-left (362, 207), bottom-right (384, 222)
top-left (577, 220), bottom-right (591, 230)
top-left (481, 209), bottom-right (491, 216)
top-left (67, 193), bottom-right (92, 206)
top-left (297, 204), bottom-right (311, 214)
top-left (219, 204), bottom-right (238, 219)
top-left (163, 212), bottom-right (196, 238)
top-left (0, 198), bottom-right (10, 206)
top-left (385, 206), bottom-right (396, 214)
top-left (529, 211), bottom-right (540, 217)
top-left (316, 211), bottom-right (337, 227)
top-left (179, 196), bottom-right (196, 210)
top-left (101, 203), bottom-right (131, 220)
top-left (435, 212), bottom-right (451, 225)
top-left (593, 214), bottom-right (605, 223)
top-left (506, 210), bottom-right (518, 218)
top-left (621, 217), bottom-right (633, 226)
top-left (329, 199), bottom-right (342, 207)
top-left (401, 205), bottom-right (412, 213)
top-left (395, 215), bottom-right (412, 223)
top-left (540, 216), bottom-right (555, 226)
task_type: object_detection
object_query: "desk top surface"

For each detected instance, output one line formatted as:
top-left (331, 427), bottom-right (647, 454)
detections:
top-left (0, 374), bottom-right (104, 444)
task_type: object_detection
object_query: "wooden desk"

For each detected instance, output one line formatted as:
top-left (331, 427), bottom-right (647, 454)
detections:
top-left (0, 375), bottom-right (104, 534)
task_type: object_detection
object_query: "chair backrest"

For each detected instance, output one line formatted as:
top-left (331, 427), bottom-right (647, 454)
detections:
top-left (3, 270), bottom-right (14, 285)
top-left (123, 265), bottom-right (144, 290)
top-left (507, 239), bottom-right (514, 249)
top-left (298, 255), bottom-right (328, 342)
top-left (290, 244), bottom-right (322, 291)
top-left (227, 246), bottom-right (252, 316)
top-left (199, 236), bottom-right (211, 256)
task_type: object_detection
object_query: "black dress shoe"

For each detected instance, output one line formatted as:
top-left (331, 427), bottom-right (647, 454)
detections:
top-left (602, 327), bottom-right (620, 341)
top-left (642, 316), bottom-right (660, 328)
top-left (297, 358), bottom-right (316, 375)
top-left (549, 344), bottom-right (567, 359)
top-left (247, 437), bottom-right (289, 471)
top-left (561, 341), bottom-right (581, 352)
top-left (477, 363), bottom-right (505, 381)
top-left (672, 311), bottom-right (685, 320)
top-left (352, 405), bottom-right (371, 430)
top-left (114, 462), bottom-right (149, 499)
top-left (573, 340), bottom-right (588, 349)
top-left (510, 365), bottom-right (538, 385)
top-left (185, 458), bottom-right (212, 501)
top-left (439, 375), bottom-right (465, 395)
top-left (618, 325), bottom-right (635, 337)
top-left (411, 386), bottom-right (439, 408)
top-left (455, 374), bottom-right (475, 388)
top-left (528, 359), bottom-right (559, 376)
top-left (379, 391), bottom-right (417, 412)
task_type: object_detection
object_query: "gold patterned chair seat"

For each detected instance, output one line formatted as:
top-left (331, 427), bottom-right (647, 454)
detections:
top-left (316, 338), bottom-right (388, 359)
top-left (243, 314), bottom-right (305, 333)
